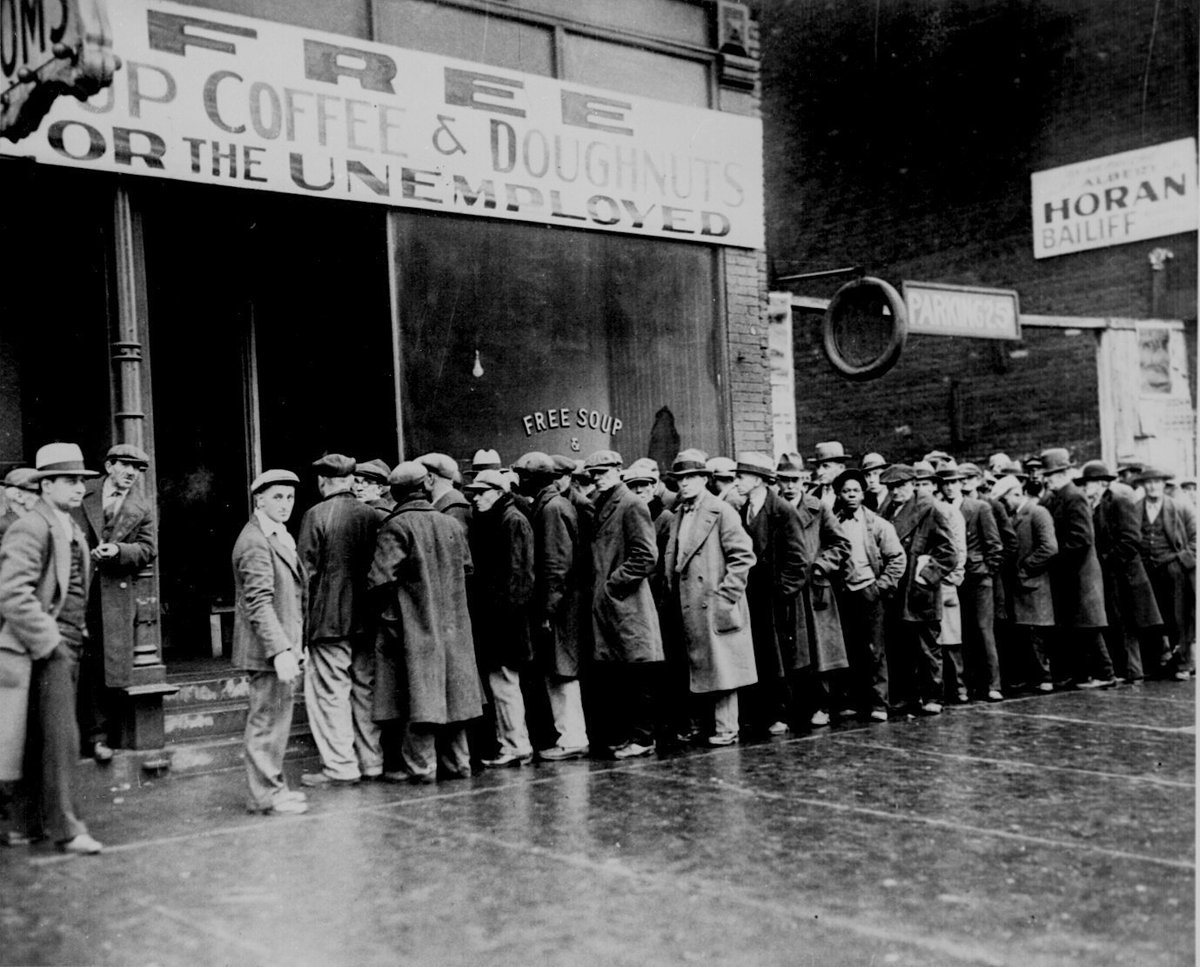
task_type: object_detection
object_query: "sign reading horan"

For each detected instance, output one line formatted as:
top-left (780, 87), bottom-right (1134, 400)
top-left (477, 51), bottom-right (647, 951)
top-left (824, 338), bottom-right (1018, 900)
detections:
top-left (0, 0), bottom-right (765, 249)
top-left (1031, 139), bottom-right (1197, 259)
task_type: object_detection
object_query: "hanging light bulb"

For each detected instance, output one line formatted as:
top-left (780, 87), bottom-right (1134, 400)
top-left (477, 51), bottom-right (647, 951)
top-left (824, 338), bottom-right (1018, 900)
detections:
top-left (472, 348), bottom-right (484, 378)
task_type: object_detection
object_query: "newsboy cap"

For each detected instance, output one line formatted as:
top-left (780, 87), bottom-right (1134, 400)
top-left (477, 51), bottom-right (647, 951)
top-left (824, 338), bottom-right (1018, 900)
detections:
top-left (415, 453), bottom-right (457, 481)
top-left (621, 459), bottom-right (658, 486)
top-left (465, 469), bottom-right (510, 493)
top-left (32, 442), bottom-right (98, 480)
top-left (313, 453), bottom-right (356, 477)
top-left (513, 452), bottom-right (556, 476)
top-left (991, 475), bottom-right (1024, 501)
top-left (879, 463), bottom-right (916, 485)
top-left (812, 441), bottom-right (853, 464)
top-left (584, 450), bottom-right (623, 471)
top-left (251, 469), bottom-right (299, 494)
top-left (735, 452), bottom-right (776, 481)
top-left (105, 443), bottom-right (150, 467)
top-left (668, 448), bottom-right (711, 478)
top-left (550, 454), bottom-right (577, 475)
top-left (3, 467), bottom-right (39, 492)
top-left (388, 461), bottom-right (430, 490)
top-left (1079, 460), bottom-right (1116, 482)
top-left (355, 459), bottom-right (391, 484)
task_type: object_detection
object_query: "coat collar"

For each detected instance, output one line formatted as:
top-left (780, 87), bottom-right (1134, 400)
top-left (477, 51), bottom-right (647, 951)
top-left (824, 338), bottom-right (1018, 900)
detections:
top-left (669, 490), bottom-right (720, 571)
top-left (593, 483), bottom-right (630, 531)
top-left (250, 514), bottom-right (299, 578)
top-left (33, 499), bottom-right (83, 593)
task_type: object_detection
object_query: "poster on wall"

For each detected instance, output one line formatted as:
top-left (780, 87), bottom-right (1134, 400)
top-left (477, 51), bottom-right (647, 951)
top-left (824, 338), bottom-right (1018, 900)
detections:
top-left (0, 0), bottom-right (765, 249)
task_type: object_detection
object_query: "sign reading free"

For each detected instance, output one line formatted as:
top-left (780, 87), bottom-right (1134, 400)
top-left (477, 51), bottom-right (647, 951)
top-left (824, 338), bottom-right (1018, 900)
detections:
top-left (0, 0), bottom-right (765, 248)
top-left (902, 281), bottom-right (1021, 340)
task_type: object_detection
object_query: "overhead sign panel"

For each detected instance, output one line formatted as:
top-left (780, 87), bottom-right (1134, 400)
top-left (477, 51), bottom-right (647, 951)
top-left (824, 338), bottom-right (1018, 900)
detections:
top-left (1031, 138), bottom-right (1198, 259)
top-left (903, 281), bottom-right (1021, 340)
top-left (0, 0), bottom-right (764, 248)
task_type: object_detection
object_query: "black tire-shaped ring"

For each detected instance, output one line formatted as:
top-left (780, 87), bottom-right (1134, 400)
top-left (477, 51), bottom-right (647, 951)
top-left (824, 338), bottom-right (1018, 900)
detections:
top-left (822, 277), bottom-right (908, 381)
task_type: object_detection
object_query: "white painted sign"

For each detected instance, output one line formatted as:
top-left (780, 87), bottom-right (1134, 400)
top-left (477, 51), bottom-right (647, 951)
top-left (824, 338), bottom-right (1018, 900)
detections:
top-left (1031, 138), bottom-right (1198, 259)
top-left (902, 281), bottom-right (1021, 340)
top-left (0, 0), bottom-right (764, 248)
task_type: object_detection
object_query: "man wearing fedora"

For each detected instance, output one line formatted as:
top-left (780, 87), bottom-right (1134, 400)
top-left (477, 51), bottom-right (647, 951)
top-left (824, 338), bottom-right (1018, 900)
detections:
top-left (1038, 448), bottom-right (1115, 689)
top-left (1081, 460), bottom-right (1164, 683)
top-left (706, 456), bottom-right (744, 510)
top-left (0, 443), bottom-right (105, 853)
top-left (810, 442), bottom-right (852, 510)
top-left (662, 449), bottom-right (757, 746)
top-left (233, 469), bottom-right (307, 816)
top-left (831, 467), bottom-right (905, 721)
top-left (585, 449), bottom-right (662, 758)
top-left (735, 452), bottom-right (807, 733)
top-left (418, 453), bottom-right (472, 535)
top-left (73, 443), bottom-right (157, 764)
top-left (860, 453), bottom-right (889, 513)
top-left (298, 455), bottom-right (384, 789)
top-left (776, 453), bottom-right (806, 510)
top-left (1136, 466), bottom-right (1196, 679)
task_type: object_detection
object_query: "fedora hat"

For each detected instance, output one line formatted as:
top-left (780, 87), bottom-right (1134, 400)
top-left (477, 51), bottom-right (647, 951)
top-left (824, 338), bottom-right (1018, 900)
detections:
top-left (735, 452), bottom-right (776, 481)
top-left (860, 452), bottom-right (887, 473)
top-left (465, 468), bottom-right (510, 493)
top-left (1039, 448), bottom-right (1074, 474)
top-left (706, 456), bottom-right (737, 479)
top-left (775, 452), bottom-right (804, 480)
top-left (471, 449), bottom-right (503, 472)
top-left (1135, 466), bottom-right (1173, 483)
top-left (32, 442), bottom-right (98, 480)
top-left (668, 448), bottom-right (711, 478)
top-left (1079, 460), bottom-right (1116, 482)
top-left (912, 461), bottom-right (937, 481)
top-left (812, 441), bottom-right (853, 465)
top-left (935, 465), bottom-right (967, 482)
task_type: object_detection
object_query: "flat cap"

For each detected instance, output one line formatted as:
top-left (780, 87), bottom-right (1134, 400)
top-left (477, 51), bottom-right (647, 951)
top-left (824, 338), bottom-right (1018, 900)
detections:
top-left (513, 452), bottom-right (556, 475)
top-left (355, 459), bottom-right (391, 483)
top-left (621, 459), bottom-right (659, 486)
top-left (106, 443), bottom-right (150, 467)
top-left (251, 469), bottom-right (299, 494)
top-left (550, 454), bottom-right (577, 475)
top-left (1135, 466), bottom-right (1173, 483)
top-left (991, 475), bottom-right (1024, 500)
top-left (584, 449), bottom-right (623, 470)
top-left (313, 453), bottom-right (355, 477)
top-left (465, 469), bottom-right (510, 492)
top-left (776, 452), bottom-right (804, 480)
top-left (879, 463), bottom-right (916, 485)
top-left (706, 456), bottom-right (737, 478)
top-left (626, 457), bottom-right (660, 481)
top-left (472, 449), bottom-right (502, 472)
top-left (388, 461), bottom-right (430, 490)
top-left (417, 452), bottom-right (458, 481)
top-left (860, 452), bottom-right (887, 472)
top-left (3, 467), bottom-right (39, 491)
top-left (668, 448), bottom-right (711, 478)
top-left (735, 452), bottom-right (776, 481)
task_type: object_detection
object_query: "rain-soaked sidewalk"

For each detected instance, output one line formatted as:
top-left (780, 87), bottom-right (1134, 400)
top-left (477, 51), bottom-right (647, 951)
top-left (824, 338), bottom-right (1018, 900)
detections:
top-left (1, 681), bottom-right (1193, 967)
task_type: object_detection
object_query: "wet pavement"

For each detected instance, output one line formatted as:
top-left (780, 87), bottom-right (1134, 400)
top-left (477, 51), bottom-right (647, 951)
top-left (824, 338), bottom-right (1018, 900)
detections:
top-left (1, 681), bottom-right (1193, 967)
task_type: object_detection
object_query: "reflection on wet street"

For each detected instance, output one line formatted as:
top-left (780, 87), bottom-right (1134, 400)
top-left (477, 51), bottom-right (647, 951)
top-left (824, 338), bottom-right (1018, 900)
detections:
top-left (1, 682), bottom-right (1192, 967)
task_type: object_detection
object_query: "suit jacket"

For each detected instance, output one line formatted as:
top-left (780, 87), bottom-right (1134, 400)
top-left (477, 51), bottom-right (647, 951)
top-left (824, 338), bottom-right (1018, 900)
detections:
top-left (0, 500), bottom-right (91, 780)
top-left (1011, 499), bottom-right (1058, 626)
top-left (231, 516), bottom-right (303, 671)
top-left (888, 493), bottom-right (957, 623)
top-left (74, 475), bottom-right (157, 685)
top-left (1041, 482), bottom-right (1107, 629)
top-left (1140, 495), bottom-right (1197, 572)
top-left (959, 495), bottom-right (1003, 578)
top-left (297, 490), bottom-right (379, 643)
top-left (590, 482), bottom-right (662, 664)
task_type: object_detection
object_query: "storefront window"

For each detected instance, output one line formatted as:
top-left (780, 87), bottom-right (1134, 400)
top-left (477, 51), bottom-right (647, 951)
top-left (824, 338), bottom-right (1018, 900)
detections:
top-left (563, 34), bottom-right (711, 107)
top-left (393, 211), bottom-right (724, 471)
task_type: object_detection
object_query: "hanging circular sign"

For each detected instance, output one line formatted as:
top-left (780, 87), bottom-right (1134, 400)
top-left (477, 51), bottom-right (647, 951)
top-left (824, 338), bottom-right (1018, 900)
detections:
top-left (822, 276), bottom-right (908, 381)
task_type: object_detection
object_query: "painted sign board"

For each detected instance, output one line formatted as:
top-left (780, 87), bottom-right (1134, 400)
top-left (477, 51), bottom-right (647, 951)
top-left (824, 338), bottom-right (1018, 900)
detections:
top-left (1031, 138), bottom-right (1198, 259)
top-left (902, 281), bottom-right (1021, 340)
top-left (0, 0), bottom-right (765, 248)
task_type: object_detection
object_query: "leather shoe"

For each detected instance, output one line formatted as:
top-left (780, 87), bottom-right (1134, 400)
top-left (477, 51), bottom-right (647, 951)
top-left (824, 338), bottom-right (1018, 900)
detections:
top-left (537, 745), bottom-right (589, 761)
top-left (612, 741), bottom-right (655, 759)
top-left (766, 720), bottom-right (790, 735)
top-left (300, 772), bottom-right (360, 787)
top-left (869, 709), bottom-right (888, 722)
top-left (986, 690), bottom-right (1004, 702)
top-left (249, 798), bottom-right (308, 816)
top-left (59, 833), bottom-right (104, 854)
top-left (482, 752), bottom-right (533, 768)
top-left (706, 732), bottom-right (738, 747)
top-left (92, 741), bottom-right (114, 764)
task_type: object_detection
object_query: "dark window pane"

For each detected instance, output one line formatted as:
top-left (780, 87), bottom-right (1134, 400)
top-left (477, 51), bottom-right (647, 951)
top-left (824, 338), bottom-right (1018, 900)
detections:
top-left (564, 34), bottom-right (710, 107)
top-left (172, 0), bottom-right (371, 37)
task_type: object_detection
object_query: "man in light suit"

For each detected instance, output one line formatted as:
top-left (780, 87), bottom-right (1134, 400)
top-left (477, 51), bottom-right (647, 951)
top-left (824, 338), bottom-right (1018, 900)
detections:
top-left (73, 443), bottom-right (157, 763)
top-left (233, 470), bottom-right (307, 816)
top-left (0, 443), bottom-right (103, 853)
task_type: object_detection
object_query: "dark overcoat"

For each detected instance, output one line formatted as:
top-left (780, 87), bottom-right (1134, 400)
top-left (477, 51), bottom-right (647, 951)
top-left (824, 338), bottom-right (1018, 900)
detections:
top-left (0, 501), bottom-right (91, 780)
top-left (1094, 489), bottom-right (1162, 630)
top-left (297, 490), bottom-right (380, 644)
top-left (230, 516), bottom-right (303, 671)
top-left (664, 490), bottom-right (757, 693)
top-left (433, 488), bottom-right (472, 535)
top-left (791, 495), bottom-right (850, 673)
top-left (888, 493), bottom-right (958, 623)
top-left (741, 489), bottom-right (807, 681)
top-left (468, 494), bottom-right (534, 670)
top-left (1041, 482), bottom-right (1107, 629)
top-left (74, 477), bottom-right (157, 686)
top-left (1011, 499), bottom-right (1058, 626)
top-left (985, 495), bottom-right (1017, 621)
top-left (369, 497), bottom-right (482, 725)
top-left (589, 483), bottom-right (662, 663)
top-left (530, 484), bottom-right (585, 678)
top-left (960, 496), bottom-right (1003, 578)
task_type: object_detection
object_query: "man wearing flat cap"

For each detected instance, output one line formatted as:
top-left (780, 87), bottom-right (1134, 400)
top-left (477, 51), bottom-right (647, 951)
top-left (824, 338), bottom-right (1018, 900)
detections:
top-left (810, 442), bottom-right (852, 510)
top-left (369, 462), bottom-right (482, 782)
top-left (0, 468), bottom-right (39, 541)
top-left (418, 453), bottom-right (471, 535)
top-left (0, 443), bottom-right (106, 852)
top-left (233, 469), bottom-right (307, 816)
top-left (1081, 461), bottom-right (1164, 683)
top-left (297, 454), bottom-right (383, 788)
top-left (735, 452), bottom-right (808, 734)
top-left (585, 450), bottom-right (662, 759)
top-left (1039, 448), bottom-right (1116, 689)
top-left (353, 458), bottom-right (395, 515)
top-left (1136, 466), bottom-right (1196, 679)
top-left (73, 443), bottom-right (157, 763)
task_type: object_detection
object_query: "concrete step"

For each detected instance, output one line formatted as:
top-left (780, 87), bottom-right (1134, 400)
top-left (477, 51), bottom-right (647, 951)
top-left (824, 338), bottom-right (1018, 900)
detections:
top-left (164, 695), bottom-right (309, 743)
top-left (164, 674), bottom-right (250, 710)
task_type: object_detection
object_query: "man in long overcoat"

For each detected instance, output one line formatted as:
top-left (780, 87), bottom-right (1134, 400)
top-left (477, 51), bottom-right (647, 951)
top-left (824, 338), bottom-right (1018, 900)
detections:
top-left (232, 469), bottom-right (307, 816)
top-left (297, 454), bottom-right (383, 788)
top-left (994, 475), bottom-right (1058, 690)
top-left (662, 450), bottom-right (757, 746)
top-left (1081, 460), bottom-right (1164, 682)
top-left (1038, 448), bottom-right (1115, 688)
top-left (0, 443), bottom-right (104, 852)
top-left (1137, 466), bottom-right (1196, 678)
top-left (369, 462), bottom-right (483, 782)
top-left (466, 469), bottom-right (536, 767)
top-left (72, 443), bottom-right (157, 762)
top-left (882, 464), bottom-right (958, 714)
top-left (735, 452), bottom-right (807, 733)
top-left (585, 450), bottom-right (661, 759)
top-left (517, 453), bottom-right (588, 760)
